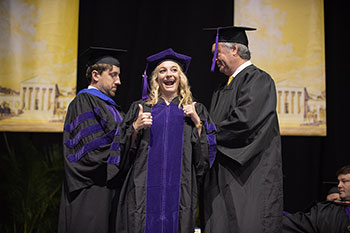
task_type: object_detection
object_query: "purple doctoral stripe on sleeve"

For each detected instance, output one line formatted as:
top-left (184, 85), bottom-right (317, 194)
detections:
top-left (110, 127), bottom-right (121, 151)
top-left (105, 104), bottom-right (123, 123)
top-left (114, 127), bottom-right (120, 136)
top-left (108, 127), bottom-right (121, 164)
top-left (110, 142), bottom-right (120, 151)
top-left (107, 155), bottom-right (120, 164)
top-left (67, 129), bottom-right (116, 162)
top-left (205, 121), bottom-right (217, 167)
top-left (64, 107), bottom-right (101, 133)
top-left (64, 123), bottom-right (105, 149)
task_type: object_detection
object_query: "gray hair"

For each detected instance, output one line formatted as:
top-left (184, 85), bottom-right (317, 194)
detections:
top-left (221, 42), bottom-right (251, 60)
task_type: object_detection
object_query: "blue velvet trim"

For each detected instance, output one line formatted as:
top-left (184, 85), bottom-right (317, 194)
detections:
top-left (67, 129), bottom-right (116, 162)
top-left (205, 121), bottom-right (217, 168)
top-left (77, 88), bottom-right (118, 106)
top-left (107, 155), bottom-right (120, 164)
top-left (64, 107), bottom-right (100, 133)
top-left (145, 102), bottom-right (184, 233)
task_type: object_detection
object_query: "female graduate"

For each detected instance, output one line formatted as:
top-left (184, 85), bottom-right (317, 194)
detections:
top-left (114, 48), bottom-right (216, 233)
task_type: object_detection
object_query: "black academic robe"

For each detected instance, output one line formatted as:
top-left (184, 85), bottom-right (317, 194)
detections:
top-left (201, 64), bottom-right (283, 233)
top-left (58, 88), bottom-right (124, 233)
top-left (283, 201), bottom-right (350, 233)
top-left (114, 98), bottom-right (216, 233)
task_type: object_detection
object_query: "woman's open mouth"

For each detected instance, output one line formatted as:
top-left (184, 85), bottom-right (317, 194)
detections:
top-left (163, 79), bottom-right (175, 86)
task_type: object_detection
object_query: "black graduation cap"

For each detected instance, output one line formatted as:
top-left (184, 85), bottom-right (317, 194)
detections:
top-left (322, 181), bottom-right (339, 198)
top-left (327, 186), bottom-right (339, 195)
top-left (204, 26), bottom-right (256, 46)
top-left (80, 46), bottom-right (127, 67)
top-left (203, 26), bottom-right (256, 72)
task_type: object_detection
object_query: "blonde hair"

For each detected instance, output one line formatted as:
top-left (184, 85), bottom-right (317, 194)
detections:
top-left (146, 61), bottom-right (193, 107)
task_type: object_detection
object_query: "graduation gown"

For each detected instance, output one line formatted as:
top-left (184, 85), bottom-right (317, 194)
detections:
top-left (114, 98), bottom-right (216, 233)
top-left (201, 64), bottom-right (283, 233)
top-left (283, 201), bottom-right (350, 233)
top-left (58, 88), bottom-right (124, 233)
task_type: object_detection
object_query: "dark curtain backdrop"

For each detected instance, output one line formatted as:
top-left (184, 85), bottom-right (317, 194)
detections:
top-left (76, 0), bottom-right (232, 109)
top-left (0, 0), bottom-right (348, 221)
top-left (77, 0), bottom-right (349, 212)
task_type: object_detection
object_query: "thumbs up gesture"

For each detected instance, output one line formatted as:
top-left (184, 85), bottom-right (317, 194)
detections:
top-left (183, 102), bottom-right (201, 127)
top-left (133, 104), bottom-right (152, 132)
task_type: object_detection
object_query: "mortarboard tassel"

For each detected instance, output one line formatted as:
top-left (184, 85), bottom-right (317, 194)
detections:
top-left (142, 67), bottom-right (149, 101)
top-left (211, 27), bottom-right (220, 72)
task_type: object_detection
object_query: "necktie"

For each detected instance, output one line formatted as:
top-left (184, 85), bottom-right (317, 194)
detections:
top-left (227, 75), bottom-right (234, 86)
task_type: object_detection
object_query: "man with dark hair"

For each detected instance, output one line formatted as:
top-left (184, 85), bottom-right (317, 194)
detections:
top-left (337, 165), bottom-right (350, 205)
top-left (201, 26), bottom-right (283, 233)
top-left (283, 165), bottom-right (350, 232)
top-left (58, 47), bottom-right (126, 233)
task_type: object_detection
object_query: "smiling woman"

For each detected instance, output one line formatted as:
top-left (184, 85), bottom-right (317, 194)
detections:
top-left (148, 60), bottom-right (192, 108)
top-left (111, 48), bottom-right (217, 233)
top-left (156, 61), bottom-right (180, 102)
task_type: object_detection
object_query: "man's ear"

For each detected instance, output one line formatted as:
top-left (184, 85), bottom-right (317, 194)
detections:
top-left (91, 70), bottom-right (100, 82)
top-left (231, 44), bottom-right (238, 56)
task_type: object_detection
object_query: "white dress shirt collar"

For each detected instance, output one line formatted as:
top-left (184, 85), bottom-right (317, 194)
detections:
top-left (88, 85), bottom-right (98, 90)
top-left (232, 60), bottom-right (252, 77)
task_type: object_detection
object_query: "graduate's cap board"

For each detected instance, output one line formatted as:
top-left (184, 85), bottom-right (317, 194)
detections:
top-left (203, 26), bottom-right (256, 72)
top-left (80, 46), bottom-right (128, 67)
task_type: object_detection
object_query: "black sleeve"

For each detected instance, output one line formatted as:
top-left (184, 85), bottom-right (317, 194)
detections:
top-left (192, 102), bottom-right (216, 186)
top-left (115, 100), bottom-right (147, 179)
top-left (63, 93), bottom-right (118, 193)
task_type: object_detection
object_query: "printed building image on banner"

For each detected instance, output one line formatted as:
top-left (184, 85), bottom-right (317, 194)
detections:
top-left (234, 0), bottom-right (326, 136)
top-left (0, 0), bottom-right (79, 132)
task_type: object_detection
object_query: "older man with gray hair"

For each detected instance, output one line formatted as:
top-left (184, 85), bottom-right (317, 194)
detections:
top-left (200, 26), bottom-right (283, 233)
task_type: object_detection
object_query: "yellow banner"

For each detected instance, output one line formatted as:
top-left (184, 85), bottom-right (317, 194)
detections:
top-left (0, 0), bottom-right (79, 132)
top-left (234, 0), bottom-right (326, 136)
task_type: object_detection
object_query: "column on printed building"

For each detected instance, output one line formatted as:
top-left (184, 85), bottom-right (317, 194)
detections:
top-left (277, 85), bottom-right (305, 125)
top-left (19, 77), bottom-right (58, 116)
